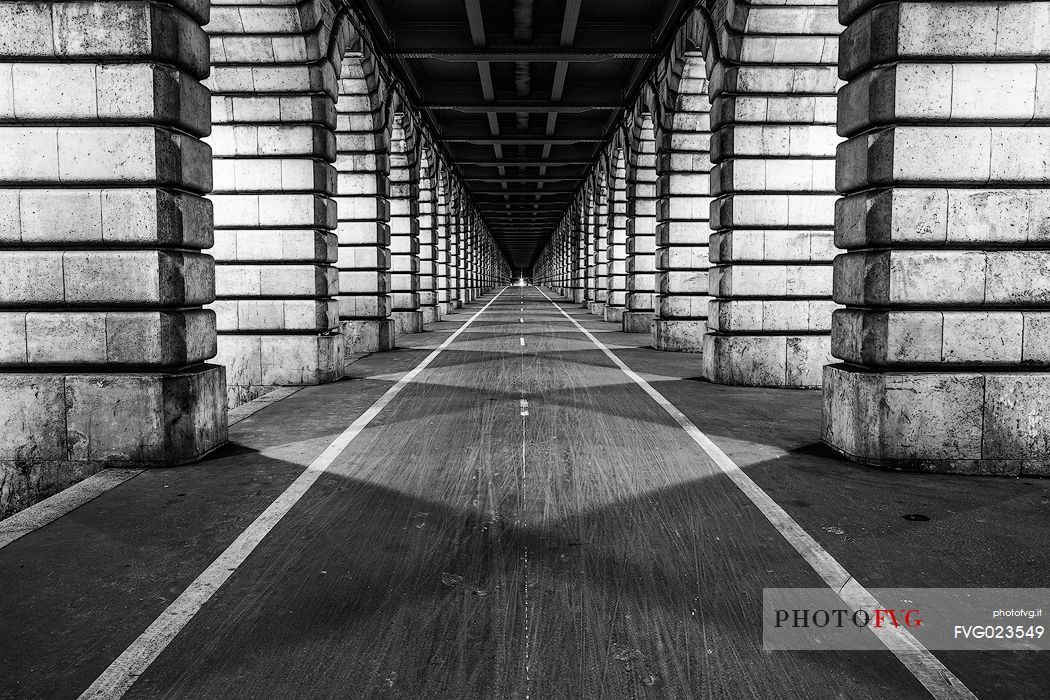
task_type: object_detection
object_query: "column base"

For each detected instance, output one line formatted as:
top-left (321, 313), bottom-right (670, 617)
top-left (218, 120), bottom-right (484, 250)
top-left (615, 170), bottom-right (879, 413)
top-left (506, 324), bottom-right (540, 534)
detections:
top-left (421, 305), bottom-right (440, 325)
top-left (392, 310), bottom-right (424, 335)
top-left (702, 333), bottom-right (830, 388)
top-left (604, 306), bottom-right (625, 324)
top-left (341, 318), bottom-right (395, 357)
top-left (622, 311), bottom-right (653, 334)
top-left (823, 364), bottom-right (1050, 476)
top-left (217, 333), bottom-right (344, 407)
top-left (572, 289), bottom-right (586, 304)
top-left (588, 302), bottom-right (606, 316)
top-left (652, 319), bottom-right (706, 352)
top-left (0, 365), bottom-right (228, 518)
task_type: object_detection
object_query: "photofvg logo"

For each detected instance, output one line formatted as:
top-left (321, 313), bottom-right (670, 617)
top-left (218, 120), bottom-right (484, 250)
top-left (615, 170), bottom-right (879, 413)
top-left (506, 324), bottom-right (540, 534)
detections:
top-left (763, 588), bottom-right (1048, 651)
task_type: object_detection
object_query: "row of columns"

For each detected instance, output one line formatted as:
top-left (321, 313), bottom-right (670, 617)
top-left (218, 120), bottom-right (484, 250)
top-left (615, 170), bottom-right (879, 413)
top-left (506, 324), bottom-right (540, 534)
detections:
top-left (0, 0), bottom-right (511, 516)
top-left (535, 1), bottom-right (1050, 475)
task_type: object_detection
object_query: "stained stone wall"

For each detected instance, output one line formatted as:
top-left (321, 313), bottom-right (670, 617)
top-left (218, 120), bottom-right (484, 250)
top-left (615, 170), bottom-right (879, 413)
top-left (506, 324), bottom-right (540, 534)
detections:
top-left (623, 111), bottom-right (659, 334)
top-left (0, 0), bottom-right (227, 516)
top-left (824, 0), bottom-right (1050, 475)
top-left (435, 172), bottom-right (453, 315)
top-left (207, 0), bottom-right (344, 405)
top-left (417, 145), bottom-right (440, 324)
top-left (334, 51), bottom-right (395, 356)
top-left (604, 148), bottom-right (630, 324)
top-left (388, 112), bottom-right (423, 335)
top-left (589, 172), bottom-right (610, 317)
top-left (702, 0), bottom-right (841, 387)
top-left (653, 48), bottom-right (713, 352)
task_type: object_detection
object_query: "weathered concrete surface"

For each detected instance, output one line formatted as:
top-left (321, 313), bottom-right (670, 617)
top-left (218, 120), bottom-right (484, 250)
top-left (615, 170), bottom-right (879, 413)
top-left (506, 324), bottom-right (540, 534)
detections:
top-left (1, 289), bottom-right (1048, 698)
top-left (653, 53), bottom-right (711, 353)
top-left (701, 0), bottom-right (841, 386)
top-left (207, 0), bottom-right (344, 405)
top-left (0, 366), bottom-right (227, 518)
top-left (0, 0), bottom-right (228, 514)
top-left (825, 0), bottom-right (1050, 472)
top-left (623, 114), bottom-right (658, 333)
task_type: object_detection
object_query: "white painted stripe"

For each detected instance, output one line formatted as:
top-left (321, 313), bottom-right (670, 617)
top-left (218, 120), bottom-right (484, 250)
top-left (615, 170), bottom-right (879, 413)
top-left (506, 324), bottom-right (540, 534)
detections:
top-left (0, 469), bottom-right (143, 550)
top-left (520, 337), bottom-right (525, 346)
top-left (227, 386), bottom-right (304, 426)
top-left (520, 398), bottom-right (529, 417)
top-left (535, 287), bottom-right (976, 700)
top-left (78, 287), bottom-right (509, 700)
top-left (0, 386), bottom-right (304, 551)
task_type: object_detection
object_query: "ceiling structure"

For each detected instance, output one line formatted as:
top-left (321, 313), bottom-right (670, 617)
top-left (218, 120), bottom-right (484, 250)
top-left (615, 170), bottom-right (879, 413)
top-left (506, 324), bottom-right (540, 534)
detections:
top-left (353, 0), bottom-right (697, 270)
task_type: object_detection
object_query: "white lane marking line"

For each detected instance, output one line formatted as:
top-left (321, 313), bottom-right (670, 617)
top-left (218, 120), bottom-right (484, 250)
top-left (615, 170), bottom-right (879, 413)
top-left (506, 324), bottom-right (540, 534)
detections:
top-left (535, 287), bottom-right (976, 700)
top-left (78, 287), bottom-right (510, 700)
top-left (520, 337), bottom-right (525, 347)
top-left (520, 398), bottom-right (529, 417)
top-left (519, 318), bottom-right (523, 323)
top-left (0, 386), bottom-right (305, 551)
top-left (227, 386), bottom-right (304, 426)
top-left (0, 469), bottom-right (142, 550)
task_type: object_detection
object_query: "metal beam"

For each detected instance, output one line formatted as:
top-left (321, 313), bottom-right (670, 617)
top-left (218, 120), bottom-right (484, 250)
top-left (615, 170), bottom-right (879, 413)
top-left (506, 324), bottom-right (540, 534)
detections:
top-left (424, 101), bottom-right (618, 113)
top-left (464, 176), bottom-right (576, 183)
top-left (444, 136), bottom-right (603, 145)
top-left (458, 160), bottom-right (589, 167)
top-left (391, 47), bottom-right (653, 62)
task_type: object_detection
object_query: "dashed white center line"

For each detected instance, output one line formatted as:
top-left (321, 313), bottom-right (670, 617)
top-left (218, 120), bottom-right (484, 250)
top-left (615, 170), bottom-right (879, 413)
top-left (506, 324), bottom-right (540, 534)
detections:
top-left (520, 337), bottom-right (525, 347)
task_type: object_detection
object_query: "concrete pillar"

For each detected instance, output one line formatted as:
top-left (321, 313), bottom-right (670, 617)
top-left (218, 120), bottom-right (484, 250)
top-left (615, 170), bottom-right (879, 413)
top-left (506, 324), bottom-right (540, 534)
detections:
top-left (605, 149), bottom-right (629, 324)
top-left (388, 113), bottom-right (423, 335)
top-left (624, 113), bottom-right (658, 334)
top-left (435, 172), bottom-right (453, 315)
top-left (207, 0), bottom-right (343, 405)
top-left (0, 0), bottom-right (227, 513)
top-left (824, 0), bottom-right (1050, 476)
top-left (702, 0), bottom-right (840, 386)
top-left (448, 196), bottom-right (463, 309)
top-left (334, 57), bottom-right (394, 355)
top-left (580, 198), bottom-right (595, 306)
top-left (417, 146), bottom-right (440, 324)
top-left (571, 209), bottom-right (588, 304)
top-left (462, 212), bottom-right (474, 304)
top-left (653, 56), bottom-right (712, 352)
top-left (590, 176), bottom-right (610, 316)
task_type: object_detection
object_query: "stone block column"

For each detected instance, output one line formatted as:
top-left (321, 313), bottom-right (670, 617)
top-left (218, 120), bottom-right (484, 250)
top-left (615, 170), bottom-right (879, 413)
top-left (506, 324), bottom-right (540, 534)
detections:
top-left (461, 211), bottom-right (474, 304)
top-left (435, 172), bottom-right (453, 315)
top-left (417, 146), bottom-right (440, 324)
top-left (624, 114), bottom-right (658, 334)
top-left (653, 58), bottom-right (713, 352)
top-left (702, 0), bottom-right (840, 386)
top-left (448, 197), bottom-right (463, 309)
top-left (207, 0), bottom-right (343, 404)
top-left (0, 0), bottom-right (227, 513)
top-left (825, 0), bottom-right (1050, 475)
top-left (580, 198), bottom-right (595, 306)
top-left (388, 113), bottom-right (423, 335)
top-left (605, 150), bottom-right (629, 324)
top-left (590, 176), bottom-right (610, 316)
top-left (334, 57), bottom-right (394, 355)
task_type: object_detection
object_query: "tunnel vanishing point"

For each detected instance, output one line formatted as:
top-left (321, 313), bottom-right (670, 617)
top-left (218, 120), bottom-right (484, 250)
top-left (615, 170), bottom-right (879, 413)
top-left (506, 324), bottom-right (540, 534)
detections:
top-left (1, 0), bottom-right (1050, 697)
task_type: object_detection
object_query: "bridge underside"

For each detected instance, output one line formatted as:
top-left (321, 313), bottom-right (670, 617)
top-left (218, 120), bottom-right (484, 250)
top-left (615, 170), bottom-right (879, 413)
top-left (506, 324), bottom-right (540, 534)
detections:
top-left (3, 288), bottom-right (1049, 698)
top-left (2, 0), bottom-right (1050, 696)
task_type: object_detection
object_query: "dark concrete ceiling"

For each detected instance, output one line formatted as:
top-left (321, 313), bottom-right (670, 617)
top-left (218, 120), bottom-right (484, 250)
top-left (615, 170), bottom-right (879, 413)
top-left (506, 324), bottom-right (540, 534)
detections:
top-left (353, 0), bottom-right (695, 270)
